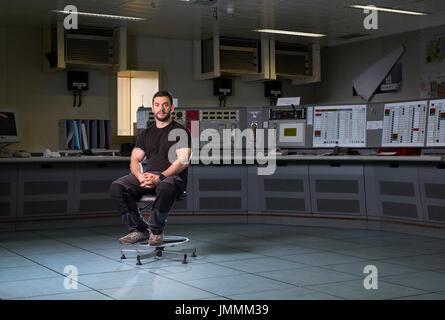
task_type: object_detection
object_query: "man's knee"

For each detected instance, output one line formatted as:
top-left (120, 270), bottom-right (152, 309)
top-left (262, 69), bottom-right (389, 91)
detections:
top-left (156, 181), bottom-right (177, 198)
top-left (110, 181), bottom-right (124, 198)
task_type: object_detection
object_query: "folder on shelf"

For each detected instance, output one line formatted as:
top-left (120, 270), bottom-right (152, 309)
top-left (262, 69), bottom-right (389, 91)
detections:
top-left (90, 120), bottom-right (98, 149)
top-left (98, 120), bottom-right (105, 148)
top-left (81, 122), bottom-right (89, 150)
top-left (73, 120), bottom-right (81, 150)
top-left (105, 120), bottom-right (112, 149)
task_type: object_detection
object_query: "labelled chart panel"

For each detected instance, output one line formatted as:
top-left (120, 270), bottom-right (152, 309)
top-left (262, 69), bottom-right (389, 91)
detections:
top-left (427, 99), bottom-right (445, 146)
top-left (313, 105), bottom-right (367, 147)
top-left (382, 101), bottom-right (427, 147)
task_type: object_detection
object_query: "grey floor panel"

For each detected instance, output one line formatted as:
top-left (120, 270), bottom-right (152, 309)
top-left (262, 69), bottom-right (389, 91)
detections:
top-left (279, 251), bottom-right (365, 266)
top-left (0, 264), bottom-right (61, 282)
top-left (308, 279), bottom-right (427, 300)
top-left (228, 287), bottom-right (344, 300)
top-left (381, 271), bottom-right (445, 292)
top-left (257, 266), bottom-right (359, 286)
top-left (184, 274), bottom-right (295, 296)
top-left (0, 276), bottom-right (91, 300)
top-left (321, 261), bottom-right (424, 277)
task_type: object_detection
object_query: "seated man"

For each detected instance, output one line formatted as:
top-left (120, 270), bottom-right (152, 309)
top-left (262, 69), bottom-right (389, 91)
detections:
top-left (110, 90), bottom-right (191, 246)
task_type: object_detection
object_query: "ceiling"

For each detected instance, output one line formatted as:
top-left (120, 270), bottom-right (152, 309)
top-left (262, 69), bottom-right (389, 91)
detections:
top-left (1, 0), bottom-right (445, 46)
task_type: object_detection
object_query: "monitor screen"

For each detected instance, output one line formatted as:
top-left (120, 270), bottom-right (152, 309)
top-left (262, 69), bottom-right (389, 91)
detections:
top-left (0, 112), bottom-right (17, 136)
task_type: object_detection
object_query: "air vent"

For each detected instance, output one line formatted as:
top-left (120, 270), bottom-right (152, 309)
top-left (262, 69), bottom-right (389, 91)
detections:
top-left (337, 33), bottom-right (369, 40)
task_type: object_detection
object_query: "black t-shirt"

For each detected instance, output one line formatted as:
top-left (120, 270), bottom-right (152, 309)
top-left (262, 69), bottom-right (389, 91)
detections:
top-left (135, 120), bottom-right (192, 185)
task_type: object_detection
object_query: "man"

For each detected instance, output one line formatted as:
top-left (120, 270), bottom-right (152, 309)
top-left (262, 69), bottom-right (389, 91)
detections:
top-left (110, 90), bottom-right (192, 246)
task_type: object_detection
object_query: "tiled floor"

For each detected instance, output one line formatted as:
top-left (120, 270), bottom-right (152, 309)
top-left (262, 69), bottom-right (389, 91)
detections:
top-left (1, 223), bottom-right (445, 300)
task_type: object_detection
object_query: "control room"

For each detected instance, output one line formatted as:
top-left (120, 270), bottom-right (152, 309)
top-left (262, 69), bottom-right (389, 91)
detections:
top-left (1, 0), bottom-right (445, 304)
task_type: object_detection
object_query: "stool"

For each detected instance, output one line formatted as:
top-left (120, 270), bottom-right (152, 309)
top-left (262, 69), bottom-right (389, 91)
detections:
top-left (120, 191), bottom-right (197, 265)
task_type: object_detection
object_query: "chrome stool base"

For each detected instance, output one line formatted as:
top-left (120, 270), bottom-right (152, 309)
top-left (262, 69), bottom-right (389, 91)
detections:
top-left (120, 235), bottom-right (197, 265)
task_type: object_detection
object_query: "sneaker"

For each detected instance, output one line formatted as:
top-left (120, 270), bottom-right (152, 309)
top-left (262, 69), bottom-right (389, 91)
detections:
top-left (119, 231), bottom-right (149, 244)
top-left (148, 232), bottom-right (164, 246)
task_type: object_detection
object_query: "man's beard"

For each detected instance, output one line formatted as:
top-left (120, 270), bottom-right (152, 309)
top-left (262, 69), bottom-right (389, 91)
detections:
top-left (154, 111), bottom-right (171, 122)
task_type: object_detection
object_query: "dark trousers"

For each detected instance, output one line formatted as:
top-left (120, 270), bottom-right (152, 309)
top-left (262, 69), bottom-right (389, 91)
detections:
top-left (109, 172), bottom-right (185, 235)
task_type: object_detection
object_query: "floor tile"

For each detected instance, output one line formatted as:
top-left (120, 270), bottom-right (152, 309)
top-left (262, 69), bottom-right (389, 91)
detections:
top-left (382, 271), bottom-right (445, 292)
top-left (41, 259), bottom-right (137, 275)
top-left (184, 274), bottom-right (294, 296)
top-left (99, 280), bottom-right (216, 300)
top-left (335, 246), bottom-right (417, 260)
top-left (0, 264), bottom-right (61, 282)
top-left (393, 293), bottom-right (445, 300)
top-left (0, 255), bottom-right (36, 268)
top-left (228, 287), bottom-right (343, 300)
top-left (76, 269), bottom-right (161, 290)
top-left (379, 254), bottom-right (445, 271)
top-left (215, 257), bottom-right (308, 273)
top-left (152, 262), bottom-right (244, 281)
top-left (17, 290), bottom-right (113, 300)
top-left (257, 266), bottom-right (359, 286)
top-left (321, 261), bottom-right (423, 277)
top-left (239, 244), bottom-right (321, 257)
top-left (308, 279), bottom-right (426, 300)
top-left (280, 251), bottom-right (365, 266)
top-left (0, 276), bottom-right (91, 300)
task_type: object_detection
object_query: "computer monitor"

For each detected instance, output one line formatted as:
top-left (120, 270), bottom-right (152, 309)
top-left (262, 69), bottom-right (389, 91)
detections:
top-left (0, 111), bottom-right (19, 149)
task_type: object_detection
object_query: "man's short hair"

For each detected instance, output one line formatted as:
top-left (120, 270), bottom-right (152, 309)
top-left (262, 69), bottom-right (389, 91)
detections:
top-left (152, 90), bottom-right (173, 105)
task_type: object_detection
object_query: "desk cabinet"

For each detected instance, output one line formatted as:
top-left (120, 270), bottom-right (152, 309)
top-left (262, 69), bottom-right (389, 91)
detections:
top-left (309, 163), bottom-right (366, 217)
top-left (259, 164), bottom-right (311, 215)
top-left (0, 164), bottom-right (17, 218)
top-left (17, 163), bottom-right (75, 217)
top-left (192, 165), bottom-right (248, 213)
top-left (75, 162), bottom-right (130, 215)
top-left (419, 165), bottom-right (445, 224)
top-left (364, 163), bottom-right (423, 221)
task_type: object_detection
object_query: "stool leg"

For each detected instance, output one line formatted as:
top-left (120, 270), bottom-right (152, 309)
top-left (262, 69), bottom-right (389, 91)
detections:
top-left (136, 255), bottom-right (142, 266)
top-left (182, 254), bottom-right (188, 264)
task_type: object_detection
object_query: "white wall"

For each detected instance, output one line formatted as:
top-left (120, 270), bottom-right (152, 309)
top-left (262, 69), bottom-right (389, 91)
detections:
top-left (0, 27), bottom-right (111, 151)
top-left (314, 30), bottom-right (422, 105)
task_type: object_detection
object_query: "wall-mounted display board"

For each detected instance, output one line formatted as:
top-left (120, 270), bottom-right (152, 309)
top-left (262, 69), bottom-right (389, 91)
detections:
top-left (312, 105), bottom-right (367, 147)
top-left (427, 99), bottom-right (445, 146)
top-left (381, 100), bottom-right (428, 147)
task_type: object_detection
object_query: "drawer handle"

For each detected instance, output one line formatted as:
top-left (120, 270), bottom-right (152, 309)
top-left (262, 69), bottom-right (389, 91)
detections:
top-left (97, 163), bottom-right (108, 168)
top-left (41, 164), bottom-right (53, 169)
top-left (389, 163), bottom-right (399, 168)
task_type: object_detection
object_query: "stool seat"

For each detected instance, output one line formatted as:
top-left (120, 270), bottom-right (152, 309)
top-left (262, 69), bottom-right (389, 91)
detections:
top-left (138, 194), bottom-right (157, 202)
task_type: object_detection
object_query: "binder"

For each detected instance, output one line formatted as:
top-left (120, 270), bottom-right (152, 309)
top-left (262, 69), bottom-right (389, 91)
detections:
top-left (81, 122), bottom-right (89, 150)
top-left (73, 120), bottom-right (80, 150)
top-left (105, 120), bottom-right (112, 149)
top-left (67, 120), bottom-right (74, 149)
top-left (90, 120), bottom-right (98, 149)
top-left (98, 120), bottom-right (105, 148)
top-left (83, 120), bottom-right (90, 148)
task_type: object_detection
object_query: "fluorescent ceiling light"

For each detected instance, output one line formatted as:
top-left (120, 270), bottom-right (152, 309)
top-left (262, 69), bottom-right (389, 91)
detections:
top-left (254, 29), bottom-right (326, 38)
top-left (52, 10), bottom-right (146, 21)
top-left (349, 5), bottom-right (428, 16)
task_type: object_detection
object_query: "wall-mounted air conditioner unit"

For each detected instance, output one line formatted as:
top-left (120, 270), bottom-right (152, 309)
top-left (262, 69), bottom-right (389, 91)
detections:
top-left (269, 40), bottom-right (321, 84)
top-left (193, 35), bottom-right (271, 81)
top-left (43, 21), bottom-right (127, 71)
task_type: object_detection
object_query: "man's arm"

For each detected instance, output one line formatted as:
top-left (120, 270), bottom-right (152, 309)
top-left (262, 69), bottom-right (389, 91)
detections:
top-left (144, 147), bottom-right (191, 188)
top-left (130, 147), bottom-right (146, 182)
top-left (162, 147), bottom-right (192, 177)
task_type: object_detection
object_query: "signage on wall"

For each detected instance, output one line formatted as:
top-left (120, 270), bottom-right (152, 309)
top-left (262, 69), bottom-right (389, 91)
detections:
top-left (353, 63), bottom-right (402, 97)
